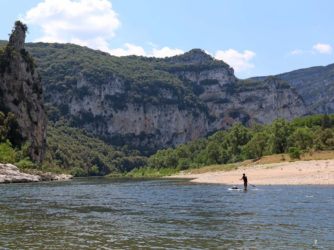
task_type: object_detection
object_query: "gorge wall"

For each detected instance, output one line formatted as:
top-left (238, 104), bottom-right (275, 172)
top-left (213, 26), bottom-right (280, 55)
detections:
top-left (0, 22), bottom-right (47, 161)
top-left (251, 63), bottom-right (334, 114)
top-left (24, 44), bottom-right (308, 152)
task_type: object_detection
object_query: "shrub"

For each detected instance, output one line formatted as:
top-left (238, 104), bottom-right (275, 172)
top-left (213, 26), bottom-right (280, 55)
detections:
top-left (0, 142), bottom-right (16, 163)
top-left (15, 158), bottom-right (36, 169)
top-left (289, 147), bottom-right (301, 159)
top-left (70, 167), bottom-right (88, 177)
top-left (177, 158), bottom-right (191, 170)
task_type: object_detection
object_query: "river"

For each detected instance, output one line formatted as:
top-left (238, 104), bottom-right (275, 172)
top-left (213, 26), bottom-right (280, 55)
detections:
top-left (0, 178), bottom-right (333, 249)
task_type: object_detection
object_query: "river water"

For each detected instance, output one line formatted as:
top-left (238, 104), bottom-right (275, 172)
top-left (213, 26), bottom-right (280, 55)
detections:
top-left (0, 178), bottom-right (333, 249)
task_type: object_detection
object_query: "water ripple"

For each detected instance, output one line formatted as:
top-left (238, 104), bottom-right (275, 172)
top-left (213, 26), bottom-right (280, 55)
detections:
top-left (0, 178), bottom-right (333, 249)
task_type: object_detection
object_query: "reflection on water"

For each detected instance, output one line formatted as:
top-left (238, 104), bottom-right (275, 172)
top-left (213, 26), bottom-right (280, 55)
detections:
top-left (0, 178), bottom-right (333, 249)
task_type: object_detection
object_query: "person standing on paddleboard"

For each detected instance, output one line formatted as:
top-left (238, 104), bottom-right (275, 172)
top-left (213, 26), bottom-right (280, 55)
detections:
top-left (240, 173), bottom-right (248, 190)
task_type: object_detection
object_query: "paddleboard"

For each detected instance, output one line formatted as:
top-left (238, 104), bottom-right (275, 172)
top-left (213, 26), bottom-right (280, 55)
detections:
top-left (228, 186), bottom-right (245, 191)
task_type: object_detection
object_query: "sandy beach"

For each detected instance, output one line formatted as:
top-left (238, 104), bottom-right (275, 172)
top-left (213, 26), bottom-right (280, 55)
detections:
top-left (168, 159), bottom-right (334, 185)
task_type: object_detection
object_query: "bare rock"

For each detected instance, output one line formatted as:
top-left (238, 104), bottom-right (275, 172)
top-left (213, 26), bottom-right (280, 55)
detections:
top-left (0, 163), bottom-right (73, 184)
top-left (57, 54), bottom-right (308, 152)
top-left (0, 163), bottom-right (41, 183)
top-left (37, 172), bottom-right (73, 181)
top-left (0, 21), bottom-right (47, 162)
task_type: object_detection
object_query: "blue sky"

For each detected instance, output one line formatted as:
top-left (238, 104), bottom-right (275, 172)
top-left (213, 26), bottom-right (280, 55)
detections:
top-left (1, 0), bottom-right (334, 78)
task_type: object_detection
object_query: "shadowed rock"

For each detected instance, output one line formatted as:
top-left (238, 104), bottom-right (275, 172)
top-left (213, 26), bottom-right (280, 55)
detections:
top-left (0, 21), bottom-right (47, 162)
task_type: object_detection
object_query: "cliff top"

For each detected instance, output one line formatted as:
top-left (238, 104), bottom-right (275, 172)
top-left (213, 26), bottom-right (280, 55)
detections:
top-left (8, 21), bottom-right (27, 51)
top-left (165, 49), bottom-right (214, 64)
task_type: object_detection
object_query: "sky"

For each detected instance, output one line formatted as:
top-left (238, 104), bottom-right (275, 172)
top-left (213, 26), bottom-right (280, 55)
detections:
top-left (1, 0), bottom-right (334, 78)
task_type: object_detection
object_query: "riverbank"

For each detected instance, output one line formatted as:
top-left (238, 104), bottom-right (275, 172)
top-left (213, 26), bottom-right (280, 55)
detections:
top-left (168, 159), bottom-right (334, 185)
top-left (0, 163), bottom-right (72, 184)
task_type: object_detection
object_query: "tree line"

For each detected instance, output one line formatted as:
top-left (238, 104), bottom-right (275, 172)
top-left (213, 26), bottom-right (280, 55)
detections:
top-left (1, 112), bottom-right (334, 177)
top-left (132, 114), bottom-right (334, 175)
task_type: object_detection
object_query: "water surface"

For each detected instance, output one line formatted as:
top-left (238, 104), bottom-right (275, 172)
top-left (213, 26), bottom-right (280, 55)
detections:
top-left (0, 178), bottom-right (333, 249)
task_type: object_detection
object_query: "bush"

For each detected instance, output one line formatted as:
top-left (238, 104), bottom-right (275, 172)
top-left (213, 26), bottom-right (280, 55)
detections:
top-left (0, 142), bottom-right (16, 163)
top-left (89, 165), bottom-right (99, 176)
top-left (177, 158), bottom-right (191, 171)
top-left (15, 158), bottom-right (36, 169)
top-left (70, 167), bottom-right (88, 177)
top-left (289, 147), bottom-right (301, 159)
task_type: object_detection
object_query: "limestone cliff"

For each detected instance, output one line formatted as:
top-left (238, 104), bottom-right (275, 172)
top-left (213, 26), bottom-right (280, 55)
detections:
top-left (251, 63), bottom-right (334, 114)
top-left (0, 22), bottom-right (47, 161)
top-left (29, 47), bottom-right (307, 152)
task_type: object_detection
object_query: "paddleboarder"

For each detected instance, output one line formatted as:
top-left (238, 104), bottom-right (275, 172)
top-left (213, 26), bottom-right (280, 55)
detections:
top-left (240, 173), bottom-right (248, 190)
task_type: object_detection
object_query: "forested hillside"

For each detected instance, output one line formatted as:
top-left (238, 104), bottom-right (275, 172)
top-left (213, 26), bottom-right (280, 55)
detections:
top-left (1, 37), bottom-right (326, 177)
top-left (25, 43), bottom-right (225, 111)
top-left (131, 114), bottom-right (334, 176)
top-left (43, 120), bottom-right (147, 176)
top-left (26, 42), bottom-right (306, 151)
top-left (0, 31), bottom-right (148, 175)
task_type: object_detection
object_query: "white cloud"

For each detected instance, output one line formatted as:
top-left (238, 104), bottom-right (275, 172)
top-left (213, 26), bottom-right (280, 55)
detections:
top-left (23, 0), bottom-right (120, 51)
top-left (23, 0), bottom-right (183, 58)
top-left (152, 47), bottom-right (184, 57)
top-left (313, 43), bottom-right (332, 54)
top-left (108, 43), bottom-right (146, 57)
top-left (214, 49), bottom-right (256, 72)
top-left (108, 44), bottom-right (184, 58)
top-left (290, 43), bottom-right (332, 56)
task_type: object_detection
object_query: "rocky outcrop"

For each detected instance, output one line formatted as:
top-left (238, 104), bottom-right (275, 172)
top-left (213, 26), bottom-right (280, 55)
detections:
top-left (0, 163), bottom-right (72, 184)
top-left (70, 102), bottom-right (210, 149)
top-left (0, 21), bottom-right (47, 161)
top-left (55, 50), bottom-right (308, 151)
top-left (23, 44), bottom-right (308, 152)
top-left (250, 63), bottom-right (334, 114)
top-left (37, 172), bottom-right (73, 182)
top-left (201, 76), bottom-right (308, 129)
top-left (0, 163), bottom-right (40, 183)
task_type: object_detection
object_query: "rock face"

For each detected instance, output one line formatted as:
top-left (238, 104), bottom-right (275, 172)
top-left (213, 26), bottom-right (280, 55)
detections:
top-left (251, 63), bottom-right (334, 114)
top-left (36, 172), bottom-right (73, 182)
top-left (0, 22), bottom-right (47, 161)
top-left (42, 49), bottom-right (308, 151)
top-left (20, 44), bottom-right (308, 152)
top-left (0, 163), bottom-right (40, 183)
top-left (0, 163), bottom-right (72, 184)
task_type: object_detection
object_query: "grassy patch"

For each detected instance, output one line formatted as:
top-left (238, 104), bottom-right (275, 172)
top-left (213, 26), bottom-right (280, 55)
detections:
top-left (126, 167), bottom-right (178, 177)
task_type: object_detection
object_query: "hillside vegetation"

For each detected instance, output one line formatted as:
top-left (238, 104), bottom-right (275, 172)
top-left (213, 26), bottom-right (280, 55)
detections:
top-left (1, 40), bottom-right (292, 117)
top-left (0, 39), bottom-right (330, 177)
top-left (43, 120), bottom-right (147, 176)
top-left (0, 111), bottom-right (35, 169)
top-left (25, 43), bottom-right (228, 112)
top-left (129, 114), bottom-right (334, 176)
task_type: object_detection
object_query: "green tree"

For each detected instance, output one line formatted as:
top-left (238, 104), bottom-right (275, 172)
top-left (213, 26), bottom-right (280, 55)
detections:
top-left (227, 123), bottom-right (251, 156)
top-left (177, 158), bottom-right (191, 170)
top-left (268, 118), bottom-right (291, 154)
top-left (206, 141), bottom-right (221, 164)
top-left (288, 127), bottom-right (314, 150)
top-left (321, 114), bottom-right (332, 130)
top-left (289, 147), bottom-right (301, 159)
top-left (0, 142), bottom-right (16, 163)
top-left (244, 132), bottom-right (268, 159)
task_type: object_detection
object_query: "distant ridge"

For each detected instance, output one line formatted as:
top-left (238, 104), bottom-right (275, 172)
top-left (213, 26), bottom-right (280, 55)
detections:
top-left (250, 63), bottom-right (334, 114)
